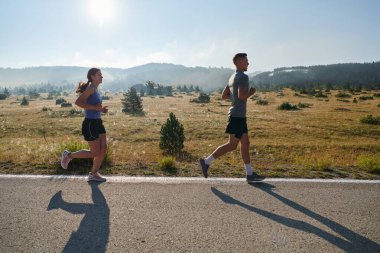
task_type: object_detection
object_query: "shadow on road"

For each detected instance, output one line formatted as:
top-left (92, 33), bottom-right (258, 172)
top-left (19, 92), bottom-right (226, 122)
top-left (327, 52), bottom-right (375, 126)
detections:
top-left (211, 183), bottom-right (380, 253)
top-left (47, 182), bottom-right (110, 253)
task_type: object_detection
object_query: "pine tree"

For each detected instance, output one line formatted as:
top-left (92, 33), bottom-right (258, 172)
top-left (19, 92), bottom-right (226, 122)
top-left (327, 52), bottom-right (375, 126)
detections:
top-left (146, 81), bottom-right (155, 96)
top-left (21, 96), bottom-right (29, 106)
top-left (159, 112), bottom-right (185, 155)
top-left (4, 88), bottom-right (10, 98)
top-left (165, 86), bottom-right (173, 96)
top-left (121, 87), bottom-right (144, 115)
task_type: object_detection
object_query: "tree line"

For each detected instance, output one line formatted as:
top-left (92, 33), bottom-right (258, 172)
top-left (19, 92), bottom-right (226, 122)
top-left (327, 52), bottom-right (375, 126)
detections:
top-left (252, 62), bottom-right (380, 91)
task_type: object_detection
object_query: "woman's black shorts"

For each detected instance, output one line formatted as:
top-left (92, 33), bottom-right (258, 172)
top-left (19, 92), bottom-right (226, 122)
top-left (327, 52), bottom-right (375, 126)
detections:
top-left (225, 117), bottom-right (248, 139)
top-left (82, 118), bottom-right (106, 141)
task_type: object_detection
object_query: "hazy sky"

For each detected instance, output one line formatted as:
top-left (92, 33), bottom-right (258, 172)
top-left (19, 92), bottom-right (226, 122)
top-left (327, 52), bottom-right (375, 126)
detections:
top-left (1, 0), bottom-right (379, 71)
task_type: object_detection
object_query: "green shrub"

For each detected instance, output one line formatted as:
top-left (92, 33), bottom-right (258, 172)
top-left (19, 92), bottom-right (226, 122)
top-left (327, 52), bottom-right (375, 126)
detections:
top-left (373, 93), bottom-right (380, 98)
top-left (56, 98), bottom-right (66, 105)
top-left (298, 102), bottom-right (312, 108)
top-left (337, 99), bottom-right (350, 103)
top-left (358, 155), bottom-right (380, 174)
top-left (41, 107), bottom-right (52, 112)
top-left (315, 92), bottom-right (328, 98)
top-left (159, 156), bottom-right (176, 170)
top-left (360, 115), bottom-right (380, 125)
top-left (159, 112), bottom-right (185, 155)
top-left (45, 109), bottom-right (83, 118)
top-left (358, 96), bottom-right (373, 100)
top-left (0, 94), bottom-right (7, 100)
top-left (191, 92), bottom-right (210, 103)
top-left (256, 99), bottom-right (268, 105)
top-left (251, 95), bottom-right (260, 100)
top-left (61, 102), bottom-right (72, 107)
top-left (278, 102), bottom-right (298, 110)
top-left (335, 92), bottom-right (352, 98)
top-left (353, 98), bottom-right (358, 103)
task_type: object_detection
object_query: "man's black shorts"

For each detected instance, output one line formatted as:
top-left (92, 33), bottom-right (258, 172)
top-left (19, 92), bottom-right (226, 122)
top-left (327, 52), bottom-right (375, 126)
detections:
top-left (225, 117), bottom-right (248, 139)
top-left (82, 118), bottom-right (106, 141)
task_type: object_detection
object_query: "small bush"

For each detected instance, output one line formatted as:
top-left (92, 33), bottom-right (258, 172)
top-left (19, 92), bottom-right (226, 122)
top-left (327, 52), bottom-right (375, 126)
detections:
top-left (337, 99), bottom-right (350, 103)
top-left (353, 98), bottom-right (358, 103)
top-left (0, 94), bottom-right (7, 100)
top-left (251, 95), bottom-right (260, 100)
top-left (41, 107), bottom-right (52, 112)
top-left (61, 102), bottom-right (72, 107)
top-left (360, 115), bottom-right (380, 125)
top-left (298, 102), bottom-right (312, 108)
top-left (256, 99), bottom-right (268, 105)
top-left (373, 93), bottom-right (380, 98)
top-left (315, 92), bottom-right (328, 98)
top-left (159, 156), bottom-right (176, 170)
top-left (278, 102), bottom-right (298, 110)
top-left (358, 96), bottom-right (373, 100)
top-left (191, 92), bottom-right (210, 103)
top-left (102, 95), bottom-right (110, 100)
top-left (358, 155), bottom-right (380, 174)
top-left (56, 98), bottom-right (66, 105)
top-left (335, 92), bottom-right (352, 98)
top-left (44, 108), bottom-right (83, 118)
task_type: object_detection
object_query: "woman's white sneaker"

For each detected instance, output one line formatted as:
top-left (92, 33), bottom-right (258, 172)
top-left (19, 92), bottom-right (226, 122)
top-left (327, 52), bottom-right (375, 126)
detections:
top-left (60, 150), bottom-right (72, 170)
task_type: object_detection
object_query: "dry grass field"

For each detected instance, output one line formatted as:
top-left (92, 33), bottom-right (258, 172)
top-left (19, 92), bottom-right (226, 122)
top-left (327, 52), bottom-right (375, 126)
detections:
top-left (0, 89), bottom-right (379, 179)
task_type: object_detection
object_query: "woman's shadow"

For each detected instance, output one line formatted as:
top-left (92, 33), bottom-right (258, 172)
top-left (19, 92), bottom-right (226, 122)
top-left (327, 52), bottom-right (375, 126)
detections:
top-left (47, 182), bottom-right (110, 253)
top-left (211, 183), bottom-right (380, 253)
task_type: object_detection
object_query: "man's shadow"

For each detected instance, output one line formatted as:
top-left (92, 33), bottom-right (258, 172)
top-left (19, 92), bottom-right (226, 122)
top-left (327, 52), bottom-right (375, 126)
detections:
top-left (211, 183), bottom-right (380, 253)
top-left (47, 182), bottom-right (110, 253)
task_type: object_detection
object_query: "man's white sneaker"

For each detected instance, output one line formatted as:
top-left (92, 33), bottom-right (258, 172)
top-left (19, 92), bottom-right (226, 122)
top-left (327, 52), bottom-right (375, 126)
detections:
top-left (60, 150), bottom-right (71, 170)
top-left (87, 172), bottom-right (106, 182)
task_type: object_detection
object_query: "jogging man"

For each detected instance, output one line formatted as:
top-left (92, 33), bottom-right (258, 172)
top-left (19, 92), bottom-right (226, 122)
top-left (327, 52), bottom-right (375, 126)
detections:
top-left (199, 53), bottom-right (265, 182)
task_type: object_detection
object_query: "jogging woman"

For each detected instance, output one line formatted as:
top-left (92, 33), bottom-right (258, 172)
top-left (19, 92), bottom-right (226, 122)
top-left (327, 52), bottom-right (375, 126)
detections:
top-left (61, 68), bottom-right (108, 182)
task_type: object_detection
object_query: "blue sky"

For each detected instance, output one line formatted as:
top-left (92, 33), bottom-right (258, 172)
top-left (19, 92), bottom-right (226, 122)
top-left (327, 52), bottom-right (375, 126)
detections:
top-left (1, 0), bottom-right (379, 71)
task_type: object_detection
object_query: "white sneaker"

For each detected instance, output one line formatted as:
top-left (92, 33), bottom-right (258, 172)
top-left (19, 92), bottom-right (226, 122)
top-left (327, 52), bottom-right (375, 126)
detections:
top-left (87, 172), bottom-right (106, 182)
top-left (60, 150), bottom-right (71, 170)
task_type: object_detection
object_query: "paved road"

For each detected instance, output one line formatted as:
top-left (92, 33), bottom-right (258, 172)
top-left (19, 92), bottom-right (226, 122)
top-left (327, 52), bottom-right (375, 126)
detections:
top-left (0, 175), bottom-right (379, 253)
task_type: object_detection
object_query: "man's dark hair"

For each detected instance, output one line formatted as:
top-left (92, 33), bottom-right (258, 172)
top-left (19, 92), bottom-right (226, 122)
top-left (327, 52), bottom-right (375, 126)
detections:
top-left (233, 53), bottom-right (247, 64)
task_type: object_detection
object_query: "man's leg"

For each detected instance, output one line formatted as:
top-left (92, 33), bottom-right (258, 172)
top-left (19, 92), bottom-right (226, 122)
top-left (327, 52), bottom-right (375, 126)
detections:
top-left (211, 134), bottom-right (240, 160)
top-left (240, 133), bottom-right (265, 181)
top-left (200, 134), bottom-right (240, 178)
top-left (240, 133), bottom-right (253, 175)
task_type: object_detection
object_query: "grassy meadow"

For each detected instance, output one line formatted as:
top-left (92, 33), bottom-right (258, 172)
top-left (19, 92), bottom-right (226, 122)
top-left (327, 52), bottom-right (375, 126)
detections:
top-left (0, 89), bottom-right (379, 179)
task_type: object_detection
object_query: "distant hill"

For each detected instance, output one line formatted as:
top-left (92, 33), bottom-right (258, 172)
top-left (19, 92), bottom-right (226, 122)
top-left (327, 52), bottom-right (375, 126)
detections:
top-left (252, 62), bottom-right (380, 90)
top-left (0, 63), bottom-right (234, 92)
top-left (1, 62), bottom-right (379, 92)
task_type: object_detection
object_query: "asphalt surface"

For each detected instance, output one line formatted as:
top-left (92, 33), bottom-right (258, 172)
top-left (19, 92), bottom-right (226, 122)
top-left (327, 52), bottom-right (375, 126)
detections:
top-left (0, 176), bottom-right (379, 253)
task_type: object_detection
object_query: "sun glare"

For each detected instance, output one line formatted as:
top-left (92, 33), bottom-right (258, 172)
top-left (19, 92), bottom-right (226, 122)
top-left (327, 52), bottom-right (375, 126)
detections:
top-left (87, 0), bottom-right (116, 28)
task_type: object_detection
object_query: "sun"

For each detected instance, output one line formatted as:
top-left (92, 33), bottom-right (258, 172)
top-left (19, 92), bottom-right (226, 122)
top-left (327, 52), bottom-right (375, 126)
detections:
top-left (87, 0), bottom-right (116, 28)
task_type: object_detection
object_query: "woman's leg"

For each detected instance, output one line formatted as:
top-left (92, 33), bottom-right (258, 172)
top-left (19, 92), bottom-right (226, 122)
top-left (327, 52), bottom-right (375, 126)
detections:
top-left (68, 140), bottom-right (100, 159)
top-left (91, 133), bottom-right (107, 175)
